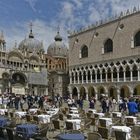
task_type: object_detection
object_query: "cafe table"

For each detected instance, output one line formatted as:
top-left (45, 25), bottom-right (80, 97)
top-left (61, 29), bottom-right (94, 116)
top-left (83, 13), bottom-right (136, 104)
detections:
top-left (57, 133), bottom-right (85, 140)
top-left (16, 124), bottom-right (38, 139)
top-left (111, 126), bottom-right (131, 140)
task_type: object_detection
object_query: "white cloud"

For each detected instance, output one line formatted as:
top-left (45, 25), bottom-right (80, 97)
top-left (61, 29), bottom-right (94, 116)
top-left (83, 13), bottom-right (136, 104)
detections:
top-left (3, 0), bottom-right (140, 52)
top-left (24, 0), bottom-right (38, 12)
top-left (3, 19), bottom-right (68, 52)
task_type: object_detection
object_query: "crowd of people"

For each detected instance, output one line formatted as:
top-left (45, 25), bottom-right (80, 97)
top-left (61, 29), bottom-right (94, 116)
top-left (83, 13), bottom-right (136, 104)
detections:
top-left (0, 93), bottom-right (63, 110)
top-left (66, 95), bottom-right (140, 116)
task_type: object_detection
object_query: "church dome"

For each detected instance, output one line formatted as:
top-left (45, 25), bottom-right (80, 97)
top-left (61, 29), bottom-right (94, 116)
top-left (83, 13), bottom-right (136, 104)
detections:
top-left (18, 30), bottom-right (44, 53)
top-left (47, 32), bottom-right (68, 57)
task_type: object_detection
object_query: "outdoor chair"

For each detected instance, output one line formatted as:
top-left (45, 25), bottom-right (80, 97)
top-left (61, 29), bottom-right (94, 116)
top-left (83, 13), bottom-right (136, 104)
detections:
top-left (6, 127), bottom-right (23, 140)
top-left (67, 114), bottom-right (72, 119)
top-left (33, 115), bottom-right (39, 124)
top-left (65, 121), bottom-right (73, 131)
top-left (125, 117), bottom-right (135, 127)
top-left (114, 130), bottom-right (126, 140)
top-left (88, 132), bottom-right (102, 140)
top-left (99, 119), bottom-right (106, 127)
top-left (98, 126), bottom-right (111, 140)
top-left (132, 125), bottom-right (140, 139)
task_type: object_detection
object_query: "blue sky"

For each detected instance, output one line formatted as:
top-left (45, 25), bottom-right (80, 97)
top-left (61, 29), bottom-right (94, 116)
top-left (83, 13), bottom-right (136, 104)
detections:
top-left (0, 0), bottom-right (140, 51)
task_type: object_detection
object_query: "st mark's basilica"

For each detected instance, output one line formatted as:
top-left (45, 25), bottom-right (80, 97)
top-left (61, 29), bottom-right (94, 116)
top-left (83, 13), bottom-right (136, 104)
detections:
top-left (0, 26), bottom-right (69, 97)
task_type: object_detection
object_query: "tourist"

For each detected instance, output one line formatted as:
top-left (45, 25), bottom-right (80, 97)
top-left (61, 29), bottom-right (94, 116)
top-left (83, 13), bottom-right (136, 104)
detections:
top-left (127, 98), bottom-right (138, 116)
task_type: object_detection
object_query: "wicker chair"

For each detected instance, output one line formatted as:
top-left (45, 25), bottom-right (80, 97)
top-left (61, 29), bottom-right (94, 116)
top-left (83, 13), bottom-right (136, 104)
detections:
top-left (33, 115), bottom-right (39, 124)
top-left (65, 121), bottom-right (73, 131)
top-left (88, 132), bottom-right (102, 140)
top-left (99, 119), bottom-right (106, 127)
top-left (132, 125), bottom-right (140, 139)
top-left (114, 131), bottom-right (126, 140)
top-left (125, 117), bottom-right (135, 127)
top-left (98, 126), bottom-right (110, 140)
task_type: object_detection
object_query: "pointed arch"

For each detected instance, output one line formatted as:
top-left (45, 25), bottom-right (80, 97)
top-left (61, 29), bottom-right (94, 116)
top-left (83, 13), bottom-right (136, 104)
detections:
top-left (134, 30), bottom-right (140, 47)
top-left (81, 44), bottom-right (88, 58)
top-left (104, 38), bottom-right (113, 53)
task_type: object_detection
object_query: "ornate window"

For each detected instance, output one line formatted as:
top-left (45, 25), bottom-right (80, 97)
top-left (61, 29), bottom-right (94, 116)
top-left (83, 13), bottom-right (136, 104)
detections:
top-left (134, 31), bottom-right (140, 47)
top-left (81, 45), bottom-right (88, 58)
top-left (104, 39), bottom-right (113, 53)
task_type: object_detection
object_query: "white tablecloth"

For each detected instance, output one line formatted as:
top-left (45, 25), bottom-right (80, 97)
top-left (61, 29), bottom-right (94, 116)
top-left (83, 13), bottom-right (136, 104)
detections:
top-left (88, 109), bottom-right (97, 113)
top-left (111, 126), bottom-right (131, 140)
top-left (66, 119), bottom-right (81, 130)
top-left (38, 114), bottom-right (51, 123)
top-left (0, 109), bottom-right (8, 115)
top-left (94, 113), bottom-right (104, 118)
top-left (125, 116), bottom-right (137, 124)
top-left (47, 108), bottom-right (59, 116)
top-left (99, 118), bottom-right (112, 126)
top-left (70, 107), bottom-right (78, 110)
top-left (112, 112), bottom-right (122, 117)
top-left (69, 114), bottom-right (80, 118)
top-left (15, 111), bottom-right (27, 118)
top-left (70, 110), bottom-right (79, 113)
top-left (29, 108), bottom-right (38, 114)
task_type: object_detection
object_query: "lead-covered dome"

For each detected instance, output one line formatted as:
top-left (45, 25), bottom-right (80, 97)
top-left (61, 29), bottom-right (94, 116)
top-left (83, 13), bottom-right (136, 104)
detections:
top-left (47, 32), bottom-right (68, 57)
top-left (18, 30), bottom-right (44, 53)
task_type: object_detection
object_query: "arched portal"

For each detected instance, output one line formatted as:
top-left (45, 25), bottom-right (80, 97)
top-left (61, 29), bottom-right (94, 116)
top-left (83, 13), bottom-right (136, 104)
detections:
top-left (72, 87), bottom-right (78, 99)
top-left (108, 87), bottom-right (117, 100)
top-left (12, 73), bottom-right (26, 85)
top-left (88, 86), bottom-right (95, 99)
top-left (120, 86), bottom-right (130, 98)
top-left (133, 85), bottom-right (140, 96)
top-left (80, 86), bottom-right (86, 100)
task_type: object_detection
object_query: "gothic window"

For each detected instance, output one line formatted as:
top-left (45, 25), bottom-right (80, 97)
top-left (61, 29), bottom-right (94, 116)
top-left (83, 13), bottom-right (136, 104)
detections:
top-left (81, 45), bottom-right (88, 58)
top-left (134, 31), bottom-right (140, 47)
top-left (104, 39), bottom-right (113, 53)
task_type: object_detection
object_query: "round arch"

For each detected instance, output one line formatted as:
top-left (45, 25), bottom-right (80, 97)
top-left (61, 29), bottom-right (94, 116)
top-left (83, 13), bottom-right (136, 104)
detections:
top-left (133, 85), bottom-right (140, 96)
top-left (12, 72), bottom-right (27, 85)
top-left (97, 86), bottom-right (105, 100)
top-left (72, 87), bottom-right (78, 99)
top-left (120, 85), bottom-right (130, 98)
top-left (79, 86), bottom-right (87, 100)
top-left (88, 86), bottom-right (95, 99)
top-left (108, 86), bottom-right (117, 100)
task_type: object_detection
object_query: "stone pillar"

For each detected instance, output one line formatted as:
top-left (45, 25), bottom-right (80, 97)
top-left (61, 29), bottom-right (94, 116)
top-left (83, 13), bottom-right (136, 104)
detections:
top-left (105, 72), bottom-right (108, 82)
top-left (86, 71), bottom-right (88, 83)
top-left (77, 72), bottom-right (80, 84)
top-left (86, 92), bottom-right (89, 100)
top-left (95, 72), bottom-right (97, 83)
top-left (74, 72), bottom-right (76, 84)
top-left (82, 72), bottom-right (84, 84)
top-left (100, 72), bottom-right (102, 83)
top-left (117, 71), bottom-right (119, 82)
top-left (138, 70), bottom-right (140, 81)
top-left (117, 89), bottom-right (120, 102)
top-left (130, 70), bottom-right (133, 81)
top-left (111, 72), bottom-right (113, 82)
top-left (78, 92), bottom-right (80, 100)
top-left (123, 70), bottom-right (126, 82)
top-left (34, 87), bottom-right (37, 95)
top-left (69, 72), bottom-right (72, 84)
top-left (95, 93), bottom-right (98, 100)
top-left (90, 71), bottom-right (93, 83)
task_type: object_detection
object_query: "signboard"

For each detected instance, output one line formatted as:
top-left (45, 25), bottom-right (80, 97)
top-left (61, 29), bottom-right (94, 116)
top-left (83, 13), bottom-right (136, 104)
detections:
top-left (12, 87), bottom-right (25, 95)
